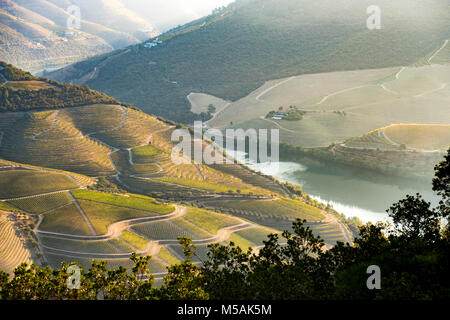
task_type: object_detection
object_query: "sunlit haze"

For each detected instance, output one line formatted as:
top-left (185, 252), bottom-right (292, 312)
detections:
top-left (120, 0), bottom-right (236, 31)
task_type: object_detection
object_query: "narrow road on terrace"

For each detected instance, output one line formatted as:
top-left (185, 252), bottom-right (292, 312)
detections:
top-left (311, 66), bottom-right (404, 108)
top-left (428, 39), bottom-right (449, 64)
top-left (380, 83), bottom-right (398, 95)
top-left (205, 102), bottom-right (231, 125)
top-left (259, 116), bottom-right (303, 134)
top-left (316, 84), bottom-right (375, 106)
top-left (395, 66), bottom-right (405, 79)
top-left (36, 205), bottom-right (186, 241)
top-left (255, 77), bottom-right (296, 101)
top-left (206, 76), bottom-right (301, 127)
top-left (414, 83), bottom-right (448, 98)
top-left (39, 217), bottom-right (254, 260)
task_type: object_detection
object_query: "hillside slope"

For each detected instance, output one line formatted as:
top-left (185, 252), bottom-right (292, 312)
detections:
top-left (0, 64), bottom-right (354, 273)
top-left (0, 61), bottom-right (121, 112)
top-left (48, 0), bottom-right (450, 123)
top-left (0, 0), bottom-right (159, 73)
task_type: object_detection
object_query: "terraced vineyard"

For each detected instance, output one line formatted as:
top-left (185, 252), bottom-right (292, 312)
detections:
top-left (132, 208), bottom-right (224, 242)
top-left (0, 214), bottom-right (33, 274)
top-left (132, 206), bottom-right (240, 242)
top-left (119, 175), bottom-right (210, 198)
top-left (0, 66), bottom-right (356, 276)
top-left (157, 247), bottom-right (180, 265)
top-left (91, 108), bottom-right (168, 149)
top-left (155, 177), bottom-right (253, 195)
top-left (183, 207), bottom-right (241, 234)
top-left (384, 124), bottom-right (450, 151)
top-left (168, 244), bottom-right (211, 264)
top-left (0, 110), bottom-right (115, 176)
top-left (132, 145), bottom-right (162, 163)
top-left (132, 220), bottom-right (200, 241)
top-left (344, 128), bottom-right (399, 151)
top-left (233, 227), bottom-right (279, 247)
top-left (59, 105), bottom-right (126, 134)
top-left (6, 192), bottom-right (73, 214)
top-left (0, 170), bottom-right (78, 199)
top-left (306, 220), bottom-right (351, 245)
top-left (120, 230), bottom-right (150, 250)
top-left (71, 190), bottom-right (174, 214)
top-left (344, 124), bottom-right (450, 152)
top-left (0, 159), bottom-right (95, 188)
top-left (111, 150), bottom-right (136, 175)
top-left (200, 198), bottom-right (324, 222)
top-left (78, 200), bottom-right (164, 235)
top-left (227, 233), bottom-right (255, 250)
top-left (211, 164), bottom-right (287, 195)
top-left (38, 204), bottom-right (94, 236)
top-left (39, 236), bottom-right (133, 255)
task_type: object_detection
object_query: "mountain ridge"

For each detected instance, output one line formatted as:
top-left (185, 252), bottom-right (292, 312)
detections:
top-left (48, 0), bottom-right (450, 123)
top-left (0, 0), bottom-right (159, 73)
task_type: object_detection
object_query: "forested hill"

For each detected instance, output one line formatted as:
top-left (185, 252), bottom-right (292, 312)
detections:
top-left (0, 62), bottom-right (120, 112)
top-left (48, 0), bottom-right (450, 123)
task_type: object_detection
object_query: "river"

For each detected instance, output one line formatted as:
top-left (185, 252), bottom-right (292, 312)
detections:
top-left (227, 150), bottom-right (440, 223)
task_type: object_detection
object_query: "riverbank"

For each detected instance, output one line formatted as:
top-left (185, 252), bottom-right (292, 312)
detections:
top-left (279, 143), bottom-right (443, 183)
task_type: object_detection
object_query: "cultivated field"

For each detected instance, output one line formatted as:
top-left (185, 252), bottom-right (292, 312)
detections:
top-left (188, 92), bottom-right (230, 115)
top-left (78, 200), bottom-right (164, 235)
top-left (0, 214), bottom-right (33, 274)
top-left (38, 204), bottom-right (94, 236)
top-left (0, 79), bottom-right (358, 275)
top-left (71, 190), bottom-right (174, 214)
top-left (39, 236), bottom-right (134, 255)
top-left (206, 67), bottom-right (399, 131)
top-left (200, 198), bottom-right (325, 222)
top-left (384, 124), bottom-right (450, 151)
top-left (0, 108), bottom-right (116, 176)
top-left (6, 192), bottom-right (73, 214)
top-left (132, 220), bottom-right (202, 241)
top-left (0, 170), bottom-right (78, 199)
top-left (205, 41), bottom-right (450, 149)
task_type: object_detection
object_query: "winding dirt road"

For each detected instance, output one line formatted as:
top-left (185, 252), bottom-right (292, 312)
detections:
top-left (39, 209), bottom-right (254, 260)
top-left (36, 205), bottom-right (186, 241)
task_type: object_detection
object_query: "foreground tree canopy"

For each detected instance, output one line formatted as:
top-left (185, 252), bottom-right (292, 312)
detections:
top-left (1, 150), bottom-right (449, 300)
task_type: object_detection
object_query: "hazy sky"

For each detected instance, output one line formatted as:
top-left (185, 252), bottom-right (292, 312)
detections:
top-left (120, 0), bottom-right (235, 31)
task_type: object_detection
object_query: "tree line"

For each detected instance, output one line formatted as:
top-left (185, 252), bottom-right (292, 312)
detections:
top-left (0, 61), bottom-right (120, 112)
top-left (0, 84), bottom-right (120, 112)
